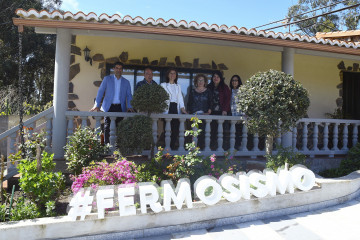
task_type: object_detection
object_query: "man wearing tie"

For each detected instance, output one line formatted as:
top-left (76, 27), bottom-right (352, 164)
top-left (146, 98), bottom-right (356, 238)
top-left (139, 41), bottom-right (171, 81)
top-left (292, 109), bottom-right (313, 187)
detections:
top-left (91, 62), bottom-right (134, 144)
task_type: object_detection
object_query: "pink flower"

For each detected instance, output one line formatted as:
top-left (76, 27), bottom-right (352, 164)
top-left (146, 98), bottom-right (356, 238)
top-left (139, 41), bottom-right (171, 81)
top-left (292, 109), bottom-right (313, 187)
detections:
top-left (210, 165), bottom-right (214, 169)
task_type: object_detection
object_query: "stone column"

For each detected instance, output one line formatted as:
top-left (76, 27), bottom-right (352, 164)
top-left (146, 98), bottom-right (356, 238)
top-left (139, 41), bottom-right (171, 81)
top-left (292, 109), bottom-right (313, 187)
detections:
top-left (52, 29), bottom-right (71, 159)
top-left (281, 47), bottom-right (295, 148)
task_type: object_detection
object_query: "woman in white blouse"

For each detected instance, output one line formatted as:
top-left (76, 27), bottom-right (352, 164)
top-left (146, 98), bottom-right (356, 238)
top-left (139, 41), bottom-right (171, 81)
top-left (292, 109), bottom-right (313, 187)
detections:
top-left (160, 68), bottom-right (187, 149)
top-left (161, 68), bottom-right (187, 114)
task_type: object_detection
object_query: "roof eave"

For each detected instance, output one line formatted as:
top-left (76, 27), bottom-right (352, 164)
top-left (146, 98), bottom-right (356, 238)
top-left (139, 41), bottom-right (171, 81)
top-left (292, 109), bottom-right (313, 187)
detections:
top-left (13, 18), bottom-right (360, 57)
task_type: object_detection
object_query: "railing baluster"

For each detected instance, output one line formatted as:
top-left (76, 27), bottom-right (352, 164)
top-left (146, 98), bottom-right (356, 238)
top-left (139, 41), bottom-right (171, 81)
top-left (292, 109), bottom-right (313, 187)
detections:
top-left (94, 116), bottom-right (101, 140)
top-left (67, 116), bottom-right (74, 141)
top-left (229, 120), bottom-right (236, 152)
top-left (323, 123), bottom-right (329, 151)
top-left (204, 119), bottom-right (211, 152)
top-left (179, 118), bottom-right (185, 151)
top-left (332, 123), bottom-right (339, 151)
top-left (342, 123), bottom-right (349, 150)
top-left (81, 116), bottom-right (87, 128)
top-left (217, 119), bottom-right (224, 151)
top-left (253, 133), bottom-right (259, 151)
top-left (352, 123), bottom-right (358, 147)
top-left (241, 122), bottom-right (248, 151)
top-left (165, 118), bottom-right (171, 150)
top-left (313, 123), bottom-right (319, 151)
top-left (45, 115), bottom-right (52, 152)
top-left (292, 126), bottom-right (297, 150)
top-left (302, 122), bottom-right (308, 151)
top-left (109, 116), bottom-right (116, 152)
top-left (152, 118), bottom-right (158, 152)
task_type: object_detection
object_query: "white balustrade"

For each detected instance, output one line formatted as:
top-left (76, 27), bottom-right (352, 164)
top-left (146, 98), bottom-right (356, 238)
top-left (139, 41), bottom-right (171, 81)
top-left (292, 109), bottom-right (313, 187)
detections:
top-left (57, 111), bottom-right (360, 158)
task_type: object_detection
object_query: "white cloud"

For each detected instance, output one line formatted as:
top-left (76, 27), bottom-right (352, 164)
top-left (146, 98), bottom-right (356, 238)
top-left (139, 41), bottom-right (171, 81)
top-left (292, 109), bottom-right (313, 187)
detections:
top-left (61, 0), bottom-right (80, 12)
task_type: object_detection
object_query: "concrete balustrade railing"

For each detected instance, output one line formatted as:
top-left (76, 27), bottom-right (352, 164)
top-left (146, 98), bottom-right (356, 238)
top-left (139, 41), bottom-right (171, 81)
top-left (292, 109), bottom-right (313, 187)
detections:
top-left (1, 109), bottom-right (359, 167)
top-left (65, 111), bottom-right (360, 158)
top-left (0, 107), bottom-right (54, 173)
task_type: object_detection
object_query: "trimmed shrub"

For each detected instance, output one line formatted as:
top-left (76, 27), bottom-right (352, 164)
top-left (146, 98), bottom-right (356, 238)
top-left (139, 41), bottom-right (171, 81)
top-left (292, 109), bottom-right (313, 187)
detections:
top-left (64, 127), bottom-right (110, 175)
top-left (117, 115), bottom-right (153, 156)
top-left (131, 84), bottom-right (169, 115)
top-left (237, 69), bottom-right (310, 155)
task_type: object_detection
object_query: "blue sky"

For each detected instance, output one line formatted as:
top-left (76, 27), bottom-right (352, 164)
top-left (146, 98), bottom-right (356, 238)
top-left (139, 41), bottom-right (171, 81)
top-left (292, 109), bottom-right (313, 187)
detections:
top-left (60, 0), bottom-right (297, 31)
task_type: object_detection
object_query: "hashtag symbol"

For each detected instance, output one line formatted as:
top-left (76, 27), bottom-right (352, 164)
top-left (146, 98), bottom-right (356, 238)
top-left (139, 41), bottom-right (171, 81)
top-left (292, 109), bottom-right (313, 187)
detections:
top-left (68, 189), bottom-right (94, 221)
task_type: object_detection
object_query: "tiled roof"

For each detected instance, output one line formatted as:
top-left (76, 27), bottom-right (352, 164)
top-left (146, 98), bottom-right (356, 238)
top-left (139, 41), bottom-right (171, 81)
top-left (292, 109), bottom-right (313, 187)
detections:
top-left (15, 8), bottom-right (360, 49)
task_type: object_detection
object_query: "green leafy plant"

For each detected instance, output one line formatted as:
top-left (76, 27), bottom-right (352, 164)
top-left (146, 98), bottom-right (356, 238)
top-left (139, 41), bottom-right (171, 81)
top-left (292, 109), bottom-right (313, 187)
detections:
top-left (237, 69), bottom-right (310, 156)
top-left (319, 143), bottom-right (360, 178)
top-left (0, 203), bottom-right (6, 222)
top-left (64, 127), bottom-right (110, 175)
top-left (131, 84), bottom-right (169, 116)
top-left (17, 151), bottom-right (65, 211)
top-left (163, 117), bottom-right (205, 182)
top-left (117, 115), bottom-right (153, 156)
top-left (9, 197), bottom-right (40, 221)
top-left (265, 145), bottom-right (307, 172)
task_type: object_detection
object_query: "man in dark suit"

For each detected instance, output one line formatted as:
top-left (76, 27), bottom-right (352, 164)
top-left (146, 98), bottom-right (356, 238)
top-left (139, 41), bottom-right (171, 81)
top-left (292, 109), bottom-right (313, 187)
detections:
top-left (91, 62), bottom-right (134, 144)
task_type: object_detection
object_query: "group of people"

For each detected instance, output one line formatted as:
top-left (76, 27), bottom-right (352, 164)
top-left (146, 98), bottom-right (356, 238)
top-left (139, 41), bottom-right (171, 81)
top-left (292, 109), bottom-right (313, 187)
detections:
top-left (91, 61), bottom-right (243, 148)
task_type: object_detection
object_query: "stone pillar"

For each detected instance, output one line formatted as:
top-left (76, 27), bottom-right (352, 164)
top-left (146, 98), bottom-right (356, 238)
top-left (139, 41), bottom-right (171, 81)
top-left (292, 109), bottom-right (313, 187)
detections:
top-left (281, 47), bottom-right (295, 148)
top-left (52, 29), bottom-right (71, 159)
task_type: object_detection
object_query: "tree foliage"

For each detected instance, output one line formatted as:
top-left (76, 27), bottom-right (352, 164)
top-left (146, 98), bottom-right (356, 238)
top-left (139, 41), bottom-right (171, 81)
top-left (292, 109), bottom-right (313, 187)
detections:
top-left (0, 0), bottom-right (62, 114)
top-left (236, 70), bottom-right (310, 155)
top-left (131, 84), bottom-right (169, 116)
top-left (288, 0), bottom-right (360, 36)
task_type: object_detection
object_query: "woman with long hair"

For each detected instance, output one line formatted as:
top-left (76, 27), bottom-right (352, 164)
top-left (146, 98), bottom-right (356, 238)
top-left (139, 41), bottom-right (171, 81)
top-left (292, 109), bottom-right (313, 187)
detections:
top-left (208, 71), bottom-right (231, 150)
top-left (160, 68), bottom-right (187, 149)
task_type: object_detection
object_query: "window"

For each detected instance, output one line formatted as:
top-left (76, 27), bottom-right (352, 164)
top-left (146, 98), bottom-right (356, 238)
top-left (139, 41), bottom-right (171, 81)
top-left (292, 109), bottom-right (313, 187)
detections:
top-left (106, 63), bottom-right (217, 104)
top-left (342, 71), bottom-right (360, 119)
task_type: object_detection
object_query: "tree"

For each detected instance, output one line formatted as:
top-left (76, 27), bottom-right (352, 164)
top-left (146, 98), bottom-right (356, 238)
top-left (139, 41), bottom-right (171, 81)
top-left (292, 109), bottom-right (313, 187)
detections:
top-left (287, 0), bottom-right (360, 36)
top-left (236, 69), bottom-right (310, 156)
top-left (0, 0), bottom-right (62, 114)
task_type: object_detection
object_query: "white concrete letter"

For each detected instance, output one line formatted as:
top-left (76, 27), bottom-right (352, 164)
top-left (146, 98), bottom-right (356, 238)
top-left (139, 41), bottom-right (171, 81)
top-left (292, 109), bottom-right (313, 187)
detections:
top-left (162, 179), bottom-right (193, 211)
top-left (265, 169), bottom-right (294, 196)
top-left (195, 177), bottom-right (222, 205)
top-left (139, 183), bottom-right (163, 214)
top-left (118, 186), bottom-right (136, 217)
top-left (220, 174), bottom-right (241, 202)
top-left (249, 172), bottom-right (268, 198)
top-left (291, 166), bottom-right (316, 191)
top-left (96, 188), bottom-right (114, 219)
top-left (239, 173), bottom-right (251, 200)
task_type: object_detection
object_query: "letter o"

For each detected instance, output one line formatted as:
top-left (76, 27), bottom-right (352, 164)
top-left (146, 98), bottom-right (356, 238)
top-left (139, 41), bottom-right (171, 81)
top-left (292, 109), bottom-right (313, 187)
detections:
top-left (195, 178), bottom-right (222, 205)
top-left (291, 167), bottom-right (315, 191)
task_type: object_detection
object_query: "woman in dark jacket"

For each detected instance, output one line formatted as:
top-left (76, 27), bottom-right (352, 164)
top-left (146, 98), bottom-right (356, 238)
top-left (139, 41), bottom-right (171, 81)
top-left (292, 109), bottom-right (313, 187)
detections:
top-left (208, 71), bottom-right (231, 150)
top-left (208, 71), bottom-right (231, 116)
top-left (187, 74), bottom-right (213, 149)
top-left (187, 73), bottom-right (212, 115)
